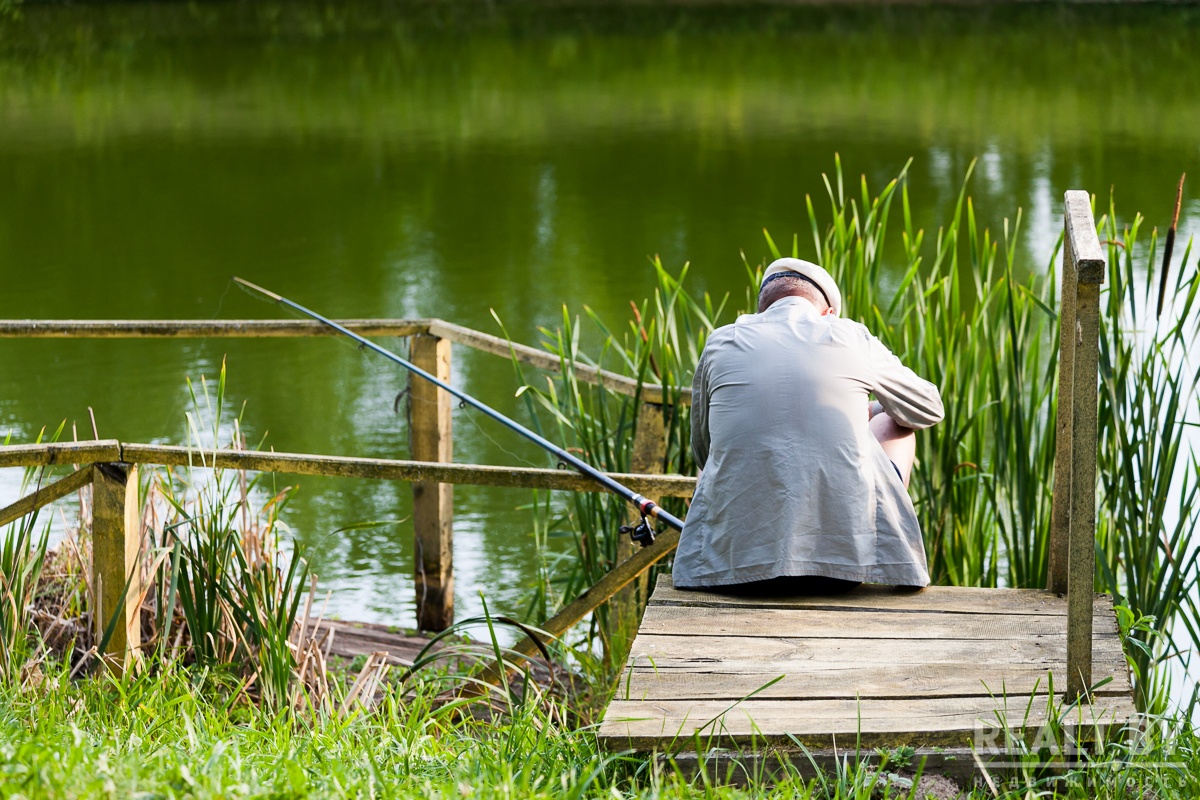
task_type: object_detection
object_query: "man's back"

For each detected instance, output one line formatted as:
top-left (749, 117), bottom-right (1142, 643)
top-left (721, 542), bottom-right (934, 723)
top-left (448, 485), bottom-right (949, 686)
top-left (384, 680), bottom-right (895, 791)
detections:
top-left (674, 296), bottom-right (943, 589)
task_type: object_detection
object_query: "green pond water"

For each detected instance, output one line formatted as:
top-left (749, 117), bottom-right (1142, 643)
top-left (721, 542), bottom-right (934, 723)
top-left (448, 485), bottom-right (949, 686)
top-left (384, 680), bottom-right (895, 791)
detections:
top-left (2, 1), bottom-right (1198, 630)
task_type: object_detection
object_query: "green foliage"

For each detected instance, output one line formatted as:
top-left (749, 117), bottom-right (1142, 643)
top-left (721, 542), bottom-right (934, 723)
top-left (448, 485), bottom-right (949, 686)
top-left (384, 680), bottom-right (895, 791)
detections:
top-left (0, 426), bottom-right (61, 676)
top-left (0, 515), bottom-right (46, 674)
top-left (1093, 201), bottom-right (1200, 714)
top-left (152, 362), bottom-right (310, 711)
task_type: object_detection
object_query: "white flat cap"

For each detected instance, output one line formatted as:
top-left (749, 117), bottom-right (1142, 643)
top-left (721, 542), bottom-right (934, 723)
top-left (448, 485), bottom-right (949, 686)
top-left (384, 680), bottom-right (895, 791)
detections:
top-left (761, 257), bottom-right (842, 316)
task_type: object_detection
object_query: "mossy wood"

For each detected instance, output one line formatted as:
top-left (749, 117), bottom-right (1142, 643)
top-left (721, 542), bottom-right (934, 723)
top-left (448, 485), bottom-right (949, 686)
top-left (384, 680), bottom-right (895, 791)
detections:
top-left (0, 442), bottom-right (694, 497)
top-left (409, 333), bottom-right (455, 632)
top-left (90, 463), bottom-right (143, 675)
top-left (0, 318), bottom-right (689, 405)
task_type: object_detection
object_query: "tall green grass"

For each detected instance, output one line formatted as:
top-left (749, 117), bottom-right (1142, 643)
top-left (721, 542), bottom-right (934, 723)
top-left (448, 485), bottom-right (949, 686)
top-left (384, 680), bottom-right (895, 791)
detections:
top-left (516, 161), bottom-right (1200, 711)
top-left (10, 364), bottom-right (312, 710)
top-left (148, 366), bottom-right (311, 710)
top-left (0, 515), bottom-right (47, 674)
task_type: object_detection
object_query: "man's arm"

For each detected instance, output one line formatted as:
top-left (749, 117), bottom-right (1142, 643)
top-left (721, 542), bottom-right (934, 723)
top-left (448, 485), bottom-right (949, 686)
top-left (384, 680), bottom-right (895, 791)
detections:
top-left (865, 334), bottom-right (944, 430)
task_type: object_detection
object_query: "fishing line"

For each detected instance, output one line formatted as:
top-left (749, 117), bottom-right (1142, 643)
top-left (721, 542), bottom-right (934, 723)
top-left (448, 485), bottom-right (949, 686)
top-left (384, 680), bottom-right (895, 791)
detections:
top-left (232, 276), bottom-right (683, 544)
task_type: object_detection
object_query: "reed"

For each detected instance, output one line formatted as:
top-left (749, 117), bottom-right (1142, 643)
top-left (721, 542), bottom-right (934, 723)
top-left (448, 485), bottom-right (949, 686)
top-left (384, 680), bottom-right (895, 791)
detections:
top-left (145, 364), bottom-right (312, 710)
top-left (0, 511), bottom-right (47, 674)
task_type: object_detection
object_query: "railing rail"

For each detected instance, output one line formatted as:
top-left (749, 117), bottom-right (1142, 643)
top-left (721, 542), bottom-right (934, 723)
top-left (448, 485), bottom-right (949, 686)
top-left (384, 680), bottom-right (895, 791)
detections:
top-left (0, 314), bottom-right (692, 635)
top-left (0, 317), bottom-right (693, 406)
top-left (0, 441), bottom-right (697, 496)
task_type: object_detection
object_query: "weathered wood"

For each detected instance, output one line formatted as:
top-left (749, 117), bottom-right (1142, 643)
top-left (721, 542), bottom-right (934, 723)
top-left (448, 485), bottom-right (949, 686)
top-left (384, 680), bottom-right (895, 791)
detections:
top-left (1064, 192), bottom-right (1107, 283)
top-left (0, 319), bottom-right (431, 338)
top-left (601, 572), bottom-right (1132, 753)
top-left (626, 633), bottom-right (1124, 671)
top-left (1, 442), bottom-right (696, 497)
top-left (610, 402), bottom-right (668, 667)
top-left (0, 467), bottom-right (95, 528)
top-left (0, 318), bottom-right (692, 404)
top-left (617, 661), bottom-right (1129, 702)
top-left (90, 463), bottom-right (142, 674)
top-left (651, 575), bottom-right (1078, 615)
top-left (313, 619), bottom-right (432, 668)
top-left (638, 604), bottom-right (1119, 640)
top-left (409, 334), bottom-right (455, 632)
top-left (0, 440), bottom-right (121, 468)
top-left (600, 694), bottom-right (1138, 750)
top-left (1067, 279), bottom-right (1102, 699)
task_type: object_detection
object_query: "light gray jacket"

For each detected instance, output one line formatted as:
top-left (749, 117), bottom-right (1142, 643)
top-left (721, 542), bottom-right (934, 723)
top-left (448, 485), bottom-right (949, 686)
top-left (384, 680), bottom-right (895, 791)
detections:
top-left (673, 296), bottom-right (944, 588)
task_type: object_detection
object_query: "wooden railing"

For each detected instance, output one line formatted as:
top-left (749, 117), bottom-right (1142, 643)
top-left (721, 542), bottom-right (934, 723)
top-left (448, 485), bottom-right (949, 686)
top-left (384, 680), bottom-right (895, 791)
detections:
top-left (0, 440), bottom-right (694, 671)
top-left (0, 315), bottom-right (692, 635)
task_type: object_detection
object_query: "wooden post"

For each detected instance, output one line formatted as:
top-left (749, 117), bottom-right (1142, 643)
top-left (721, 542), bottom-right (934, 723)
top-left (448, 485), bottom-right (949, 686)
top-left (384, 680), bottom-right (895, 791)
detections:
top-left (91, 463), bottom-right (142, 673)
top-left (607, 402), bottom-right (667, 668)
top-left (409, 334), bottom-right (454, 631)
top-left (1058, 191), bottom-right (1106, 699)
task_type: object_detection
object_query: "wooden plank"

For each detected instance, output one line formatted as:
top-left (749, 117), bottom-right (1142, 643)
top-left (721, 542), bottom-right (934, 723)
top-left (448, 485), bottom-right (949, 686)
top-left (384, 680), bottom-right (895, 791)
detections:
top-left (0, 467), bottom-right (94, 528)
top-left (615, 661), bottom-right (1131, 702)
top-left (91, 463), bottom-right (142, 675)
top-left (409, 333), bottom-right (455, 632)
top-left (638, 605), bottom-right (1119, 639)
top-left (625, 633), bottom-right (1125, 670)
top-left (0, 440), bottom-right (122, 468)
top-left (313, 619), bottom-right (433, 667)
top-left (116, 443), bottom-right (696, 497)
top-left (0, 319), bottom-right (431, 338)
top-left (649, 575), bottom-right (1105, 616)
top-left (598, 694), bottom-right (1139, 749)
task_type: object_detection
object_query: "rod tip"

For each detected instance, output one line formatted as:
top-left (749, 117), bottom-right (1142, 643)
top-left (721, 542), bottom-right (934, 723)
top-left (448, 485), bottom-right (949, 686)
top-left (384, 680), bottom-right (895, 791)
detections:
top-left (232, 276), bottom-right (283, 302)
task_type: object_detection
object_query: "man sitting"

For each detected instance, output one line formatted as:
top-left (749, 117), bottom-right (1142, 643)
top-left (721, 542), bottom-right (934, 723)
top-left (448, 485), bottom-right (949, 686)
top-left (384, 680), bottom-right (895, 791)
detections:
top-left (673, 258), bottom-right (944, 595)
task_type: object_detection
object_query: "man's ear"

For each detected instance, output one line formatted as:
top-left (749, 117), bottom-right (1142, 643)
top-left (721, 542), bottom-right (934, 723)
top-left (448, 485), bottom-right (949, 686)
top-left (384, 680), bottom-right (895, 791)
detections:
top-left (822, 307), bottom-right (836, 317)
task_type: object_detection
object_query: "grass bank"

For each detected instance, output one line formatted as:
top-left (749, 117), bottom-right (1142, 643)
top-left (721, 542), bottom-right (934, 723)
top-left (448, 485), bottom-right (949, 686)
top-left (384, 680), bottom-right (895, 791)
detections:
top-left (3, 661), bottom-right (1199, 798)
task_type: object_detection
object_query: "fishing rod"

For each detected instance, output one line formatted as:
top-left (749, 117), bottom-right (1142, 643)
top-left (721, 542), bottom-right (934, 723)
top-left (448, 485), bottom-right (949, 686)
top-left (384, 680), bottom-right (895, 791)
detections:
top-left (232, 277), bottom-right (683, 545)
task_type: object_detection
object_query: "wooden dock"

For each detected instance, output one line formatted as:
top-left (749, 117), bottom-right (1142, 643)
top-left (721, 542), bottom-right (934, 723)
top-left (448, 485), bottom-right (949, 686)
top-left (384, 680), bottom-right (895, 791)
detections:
top-left (598, 576), bottom-right (1135, 754)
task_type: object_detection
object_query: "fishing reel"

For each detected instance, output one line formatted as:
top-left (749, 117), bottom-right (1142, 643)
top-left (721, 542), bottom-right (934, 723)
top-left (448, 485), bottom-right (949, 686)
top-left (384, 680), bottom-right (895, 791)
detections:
top-left (620, 516), bottom-right (657, 548)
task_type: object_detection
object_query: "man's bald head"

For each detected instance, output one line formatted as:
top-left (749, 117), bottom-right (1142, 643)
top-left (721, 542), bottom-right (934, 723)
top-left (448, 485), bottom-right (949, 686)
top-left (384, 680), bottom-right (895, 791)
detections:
top-left (758, 274), bottom-right (833, 314)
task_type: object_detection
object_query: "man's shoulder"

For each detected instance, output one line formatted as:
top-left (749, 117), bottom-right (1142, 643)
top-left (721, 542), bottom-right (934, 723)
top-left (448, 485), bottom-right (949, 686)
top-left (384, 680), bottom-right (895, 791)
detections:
top-left (702, 311), bottom-right (877, 353)
top-left (704, 320), bottom-right (742, 346)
